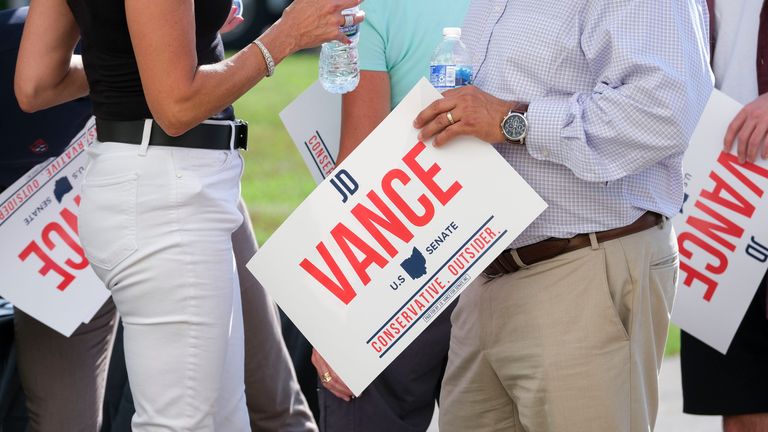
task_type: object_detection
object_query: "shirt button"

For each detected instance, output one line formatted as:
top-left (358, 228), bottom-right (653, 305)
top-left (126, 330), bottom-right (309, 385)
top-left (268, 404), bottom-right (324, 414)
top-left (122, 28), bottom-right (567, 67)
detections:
top-left (176, 173), bottom-right (183, 178)
top-left (542, 149), bottom-right (550, 158)
top-left (493, 5), bottom-right (501, 12)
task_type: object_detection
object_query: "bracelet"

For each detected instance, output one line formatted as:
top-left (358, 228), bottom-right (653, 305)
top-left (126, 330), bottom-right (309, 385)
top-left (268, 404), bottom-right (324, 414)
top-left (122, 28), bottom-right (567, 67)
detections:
top-left (251, 39), bottom-right (275, 77)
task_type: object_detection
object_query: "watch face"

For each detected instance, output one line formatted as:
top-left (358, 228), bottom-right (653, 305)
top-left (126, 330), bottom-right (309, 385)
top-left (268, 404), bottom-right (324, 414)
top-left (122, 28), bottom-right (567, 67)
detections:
top-left (503, 113), bottom-right (527, 141)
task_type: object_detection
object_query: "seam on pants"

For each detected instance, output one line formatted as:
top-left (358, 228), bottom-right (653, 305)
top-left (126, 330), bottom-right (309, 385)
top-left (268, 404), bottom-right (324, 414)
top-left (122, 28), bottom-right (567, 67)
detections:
top-left (170, 150), bottom-right (198, 426)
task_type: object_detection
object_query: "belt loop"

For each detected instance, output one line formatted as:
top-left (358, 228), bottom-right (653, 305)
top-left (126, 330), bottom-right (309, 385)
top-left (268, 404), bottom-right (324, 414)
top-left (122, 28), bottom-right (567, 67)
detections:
top-left (138, 119), bottom-right (152, 156)
top-left (659, 215), bottom-right (667, 229)
top-left (589, 232), bottom-right (599, 250)
top-left (229, 122), bottom-right (236, 151)
top-left (510, 249), bottom-right (529, 269)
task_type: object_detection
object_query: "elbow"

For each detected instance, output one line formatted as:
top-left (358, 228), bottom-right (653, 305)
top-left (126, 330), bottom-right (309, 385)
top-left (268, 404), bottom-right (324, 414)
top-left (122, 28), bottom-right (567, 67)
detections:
top-left (152, 108), bottom-right (194, 137)
top-left (14, 81), bottom-right (45, 113)
top-left (154, 118), bottom-right (189, 138)
top-left (149, 97), bottom-right (201, 137)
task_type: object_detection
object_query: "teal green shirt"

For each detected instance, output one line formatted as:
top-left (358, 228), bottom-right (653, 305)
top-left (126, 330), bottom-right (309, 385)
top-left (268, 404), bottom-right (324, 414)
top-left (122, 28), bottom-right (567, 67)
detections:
top-left (358, 0), bottom-right (471, 108)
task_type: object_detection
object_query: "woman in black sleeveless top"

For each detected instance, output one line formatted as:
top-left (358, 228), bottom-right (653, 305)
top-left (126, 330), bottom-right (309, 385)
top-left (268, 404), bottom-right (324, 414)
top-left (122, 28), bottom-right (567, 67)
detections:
top-left (15, 1), bottom-right (362, 430)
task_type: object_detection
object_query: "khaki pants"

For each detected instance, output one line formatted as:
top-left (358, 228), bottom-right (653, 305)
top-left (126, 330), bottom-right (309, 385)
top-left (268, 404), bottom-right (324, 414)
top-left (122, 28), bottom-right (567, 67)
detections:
top-left (439, 221), bottom-right (678, 432)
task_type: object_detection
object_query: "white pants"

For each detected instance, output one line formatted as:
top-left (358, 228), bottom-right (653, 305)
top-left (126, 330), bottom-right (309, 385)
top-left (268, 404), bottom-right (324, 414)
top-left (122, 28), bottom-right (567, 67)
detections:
top-left (78, 138), bottom-right (250, 431)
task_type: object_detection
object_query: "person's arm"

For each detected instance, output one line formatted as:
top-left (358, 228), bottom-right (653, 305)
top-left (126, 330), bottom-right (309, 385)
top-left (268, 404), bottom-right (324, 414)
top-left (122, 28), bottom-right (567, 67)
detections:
top-left (307, 71), bottom-right (390, 403)
top-left (16, 0), bottom-right (363, 136)
top-left (417, 0), bottom-right (714, 183)
top-left (127, 0), bottom-right (363, 136)
top-left (724, 93), bottom-right (768, 163)
top-left (337, 71), bottom-right (391, 163)
top-left (520, 0), bottom-right (713, 182)
top-left (14, 0), bottom-right (88, 112)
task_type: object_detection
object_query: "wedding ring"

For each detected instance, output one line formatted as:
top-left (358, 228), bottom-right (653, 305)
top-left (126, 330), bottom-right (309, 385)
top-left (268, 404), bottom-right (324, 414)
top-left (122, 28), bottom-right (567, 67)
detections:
top-left (343, 13), bottom-right (355, 28)
top-left (321, 372), bottom-right (333, 383)
top-left (446, 111), bottom-right (455, 125)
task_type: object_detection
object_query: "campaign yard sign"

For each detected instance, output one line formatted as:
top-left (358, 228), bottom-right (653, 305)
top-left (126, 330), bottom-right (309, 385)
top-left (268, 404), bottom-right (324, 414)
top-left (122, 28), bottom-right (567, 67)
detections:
top-left (672, 90), bottom-right (768, 353)
top-left (248, 79), bottom-right (547, 395)
top-left (0, 118), bottom-right (110, 337)
top-left (280, 81), bottom-right (342, 184)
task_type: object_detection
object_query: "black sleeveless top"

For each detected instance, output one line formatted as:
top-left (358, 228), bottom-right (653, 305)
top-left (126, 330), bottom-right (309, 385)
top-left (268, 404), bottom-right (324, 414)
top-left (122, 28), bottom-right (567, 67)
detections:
top-left (66, 0), bottom-right (234, 121)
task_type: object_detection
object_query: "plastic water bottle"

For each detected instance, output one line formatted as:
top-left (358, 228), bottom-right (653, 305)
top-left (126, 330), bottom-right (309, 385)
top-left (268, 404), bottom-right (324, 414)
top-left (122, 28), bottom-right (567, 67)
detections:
top-left (429, 27), bottom-right (473, 91)
top-left (319, 7), bottom-right (360, 94)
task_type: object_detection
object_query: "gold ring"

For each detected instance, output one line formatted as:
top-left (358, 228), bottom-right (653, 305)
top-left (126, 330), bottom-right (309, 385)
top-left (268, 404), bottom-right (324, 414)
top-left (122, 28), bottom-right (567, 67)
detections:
top-left (446, 111), bottom-right (455, 125)
top-left (321, 372), bottom-right (333, 383)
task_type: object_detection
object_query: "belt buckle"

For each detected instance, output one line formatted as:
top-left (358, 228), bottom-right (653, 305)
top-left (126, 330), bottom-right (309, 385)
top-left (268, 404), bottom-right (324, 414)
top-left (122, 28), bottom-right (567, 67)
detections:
top-left (234, 119), bottom-right (248, 150)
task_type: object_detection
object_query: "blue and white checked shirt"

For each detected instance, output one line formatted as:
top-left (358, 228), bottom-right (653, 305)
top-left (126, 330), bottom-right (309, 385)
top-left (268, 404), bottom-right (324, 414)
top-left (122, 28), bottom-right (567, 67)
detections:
top-left (462, 0), bottom-right (714, 247)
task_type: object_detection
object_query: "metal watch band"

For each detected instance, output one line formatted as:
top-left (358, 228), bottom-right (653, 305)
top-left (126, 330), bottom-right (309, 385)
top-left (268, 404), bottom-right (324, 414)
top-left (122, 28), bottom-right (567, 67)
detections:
top-left (252, 39), bottom-right (275, 77)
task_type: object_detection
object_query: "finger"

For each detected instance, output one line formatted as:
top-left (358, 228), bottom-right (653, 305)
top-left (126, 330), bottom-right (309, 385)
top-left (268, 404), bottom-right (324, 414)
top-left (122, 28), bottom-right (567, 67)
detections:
top-left (762, 134), bottom-right (768, 160)
top-left (441, 86), bottom-right (470, 99)
top-left (747, 122), bottom-right (768, 163)
top-left (318, 366), bottom-right (353, 400)
top-left (736, 120), bottom-right (757, 164)
top-left (323, 384), bottom-right (352, 401)
top-left (333, 0), bottom-right (362, 13)
top-left (311, 348), bottom-right (332, 374)
top-left (351, 10), bottom-right (366, 25)
top-left (336, 10), bottom-right (365, 27)
top-left (433, 123), bottom-right (465, 147)
top-left (724, 109), bottom-right (747, 153)
top-left (414, 98), bottom-right (457, 128)
top-left (418, 111), bottom-right (458, 142)
top-left (333, 30), bottom-right (352, 44)
top-left (323, 378), bottom-right (353, 400)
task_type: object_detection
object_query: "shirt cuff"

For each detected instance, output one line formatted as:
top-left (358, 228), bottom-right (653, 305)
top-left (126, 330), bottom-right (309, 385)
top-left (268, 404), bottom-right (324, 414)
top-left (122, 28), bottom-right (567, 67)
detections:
top-left (525, 94), bottom-right (579, 164)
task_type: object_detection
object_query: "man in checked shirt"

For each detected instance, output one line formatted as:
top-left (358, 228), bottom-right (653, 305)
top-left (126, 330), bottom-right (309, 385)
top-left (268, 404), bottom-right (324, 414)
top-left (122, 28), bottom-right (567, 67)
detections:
top-left (413, 0), bottom-right (713, 431)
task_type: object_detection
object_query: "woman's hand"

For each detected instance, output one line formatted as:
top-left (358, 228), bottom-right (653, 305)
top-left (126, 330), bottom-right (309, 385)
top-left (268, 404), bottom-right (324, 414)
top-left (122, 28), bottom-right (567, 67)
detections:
top-left (219, 5), bottom-right (245, 34)
top-left (311, 348), bottom-right (354, 401)
top-left (277, 0), bottom-right (365, 51)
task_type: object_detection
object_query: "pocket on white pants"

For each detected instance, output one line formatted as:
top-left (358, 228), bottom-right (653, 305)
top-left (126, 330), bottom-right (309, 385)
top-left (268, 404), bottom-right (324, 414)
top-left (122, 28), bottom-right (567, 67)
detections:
top-left (79, 172), bottom-right (139, 271)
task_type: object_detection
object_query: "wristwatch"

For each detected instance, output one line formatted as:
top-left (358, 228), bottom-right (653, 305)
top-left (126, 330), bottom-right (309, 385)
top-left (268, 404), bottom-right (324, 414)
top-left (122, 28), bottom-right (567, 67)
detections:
top-left (501, 107), bottom-right (528, 145)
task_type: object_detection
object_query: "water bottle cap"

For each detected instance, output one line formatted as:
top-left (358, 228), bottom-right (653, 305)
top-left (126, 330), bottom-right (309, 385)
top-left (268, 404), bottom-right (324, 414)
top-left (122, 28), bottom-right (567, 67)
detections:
top-left (443, 27), bottom-right (462, 38)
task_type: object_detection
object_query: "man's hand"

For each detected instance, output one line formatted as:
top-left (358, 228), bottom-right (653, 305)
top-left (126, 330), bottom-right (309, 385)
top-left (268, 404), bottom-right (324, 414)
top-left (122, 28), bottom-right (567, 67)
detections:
top-left (220, 6), bottom-right (245, 34)
top-left (311, 348), bottom-right (354, 401)
top-left (725, 93), bottom-right (768, 164)
top-left (413, 85), bottom-right (525, 147)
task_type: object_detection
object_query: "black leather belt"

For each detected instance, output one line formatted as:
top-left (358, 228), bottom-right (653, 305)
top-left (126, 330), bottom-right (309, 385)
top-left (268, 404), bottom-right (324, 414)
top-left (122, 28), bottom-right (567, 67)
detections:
top-left (95, 118), bottom-right (248, 150)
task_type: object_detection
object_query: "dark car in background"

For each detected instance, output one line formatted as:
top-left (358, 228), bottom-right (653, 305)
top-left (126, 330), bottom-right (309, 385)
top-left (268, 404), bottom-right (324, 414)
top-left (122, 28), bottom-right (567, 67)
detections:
top-left (0, 0), bottom-right (291, 49)
top-left (223, 0), bottom-right (292, 48)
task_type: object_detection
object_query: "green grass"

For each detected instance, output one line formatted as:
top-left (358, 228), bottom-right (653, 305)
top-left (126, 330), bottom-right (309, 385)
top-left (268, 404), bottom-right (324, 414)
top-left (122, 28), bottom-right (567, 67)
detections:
top-left (233, 53), bottom-right (683, 357)
top-left (666, 324), bottom-right (681, 357)
top-left (233, 53), bottom-right (320, 244)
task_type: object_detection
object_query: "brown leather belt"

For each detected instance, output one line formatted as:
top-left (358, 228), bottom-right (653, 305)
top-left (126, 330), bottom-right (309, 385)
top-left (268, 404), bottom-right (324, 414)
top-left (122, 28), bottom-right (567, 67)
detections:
top-left (483, 212), bottom-right (664, 277)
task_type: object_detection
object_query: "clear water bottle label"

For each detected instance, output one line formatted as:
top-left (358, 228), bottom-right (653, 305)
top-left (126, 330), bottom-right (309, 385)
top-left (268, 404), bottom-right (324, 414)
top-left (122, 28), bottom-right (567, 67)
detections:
top-left (341, 9), bottom-right (359, 37)
top-left (430, 65), bottom-right (456, 89)
top-left (456, 66), bottom-right (473, 86)
top-left (430, 65), bottom-right (472, 89)
top-left (341, 24), bottom-right (359, 38)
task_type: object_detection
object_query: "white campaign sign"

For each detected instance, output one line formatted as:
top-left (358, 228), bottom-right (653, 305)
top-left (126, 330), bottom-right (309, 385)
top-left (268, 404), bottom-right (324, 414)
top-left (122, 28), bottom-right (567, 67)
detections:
top-left (249, 79), bottom-right (547, 395)
top-left (1, 118), bottom-right (110, 336)
top-left (672, 90), bottom-right (768, 353)
top-left (280, 81), bottom-right (342, 184)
